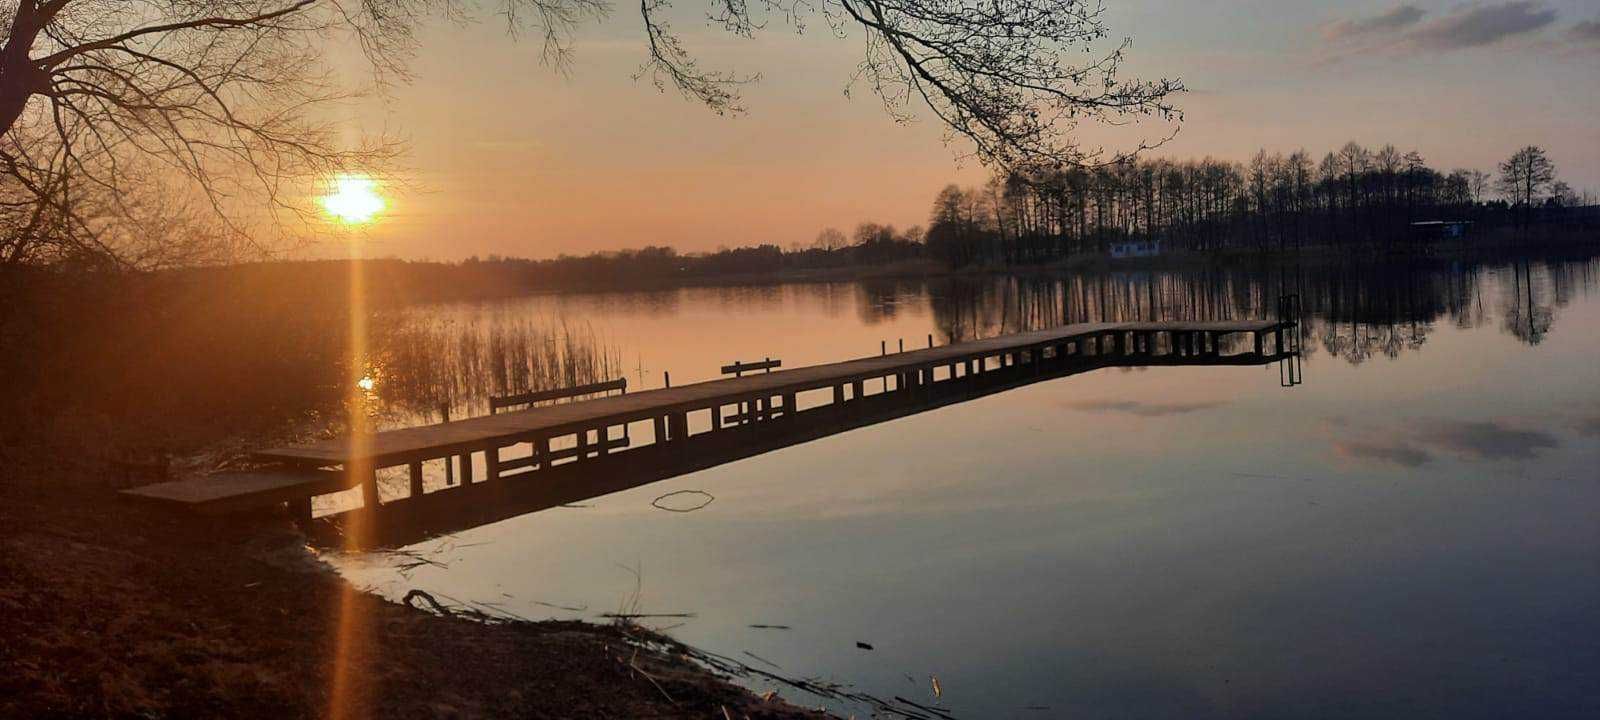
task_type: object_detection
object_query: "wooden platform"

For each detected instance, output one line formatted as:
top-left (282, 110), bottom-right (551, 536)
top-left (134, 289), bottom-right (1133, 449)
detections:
top-left (124, 318), bottom-right (1296, 516)
top-left (121, 469), bottom-right (349, 514)
top-left (255, 320), bottom-right (1284, 467)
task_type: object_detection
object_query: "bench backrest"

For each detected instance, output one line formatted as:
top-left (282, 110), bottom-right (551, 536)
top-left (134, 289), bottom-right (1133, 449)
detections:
top-left (490, 378), bottom-right (627, 414)
top-left (720, 358), bottom-right (781, 377)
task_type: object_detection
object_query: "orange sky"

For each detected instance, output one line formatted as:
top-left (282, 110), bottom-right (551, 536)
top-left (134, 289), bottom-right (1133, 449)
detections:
top-left (327, 1), bottom-right (1600, 261)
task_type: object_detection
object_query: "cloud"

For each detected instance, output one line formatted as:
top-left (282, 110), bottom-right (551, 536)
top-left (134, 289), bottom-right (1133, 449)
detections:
top-left (1573, 415), bottom-right (1600, 437)
top-left (1407, 1), bottom-right (1558, 50)
top-left (1414, 419), bottom-right (1560, 460)
top-left (1334, 439), bottom-right (1434, 468)
top-left (1318, 2), bottom-right (1563, 58)
top-left (1064, 400), bottom-right (1228, 417)
top-left (1569, 20), bottom-right (1600, 43)
top-left (1329, 417), bottom-right (1561, 468)
top-left (1324, 4), bottom-right (1427, 41)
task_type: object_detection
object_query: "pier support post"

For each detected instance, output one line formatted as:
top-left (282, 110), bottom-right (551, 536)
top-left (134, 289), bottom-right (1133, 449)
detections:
top-left (654, 415), bottom-right (667, 443)
top-left (852, 379), bottom-right (865, 401)
top-left (783, 393), bottom-right (797, 417)
top-left (408, 461), bottom-right (423, 498)
top-left (289, 497), bottom-right (312, 527)
top-left (535, 435), bottom-right (551, 469)
top-left (360, 468), bottom-right (380, 509)
top-left (712, 404), bottom-right (723, 428)
top-left (460, 453), bottom-right (474, 485)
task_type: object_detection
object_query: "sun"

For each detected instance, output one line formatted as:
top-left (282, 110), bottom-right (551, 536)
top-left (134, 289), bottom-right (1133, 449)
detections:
top-left (321, 174), bottom-right (386, 225)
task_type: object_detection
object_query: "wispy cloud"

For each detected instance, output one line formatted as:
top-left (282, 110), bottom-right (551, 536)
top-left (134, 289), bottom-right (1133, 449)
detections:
top-left (1407, 1), bottom-right (1558, 50)
top-left (1323, 4), bottom-right (1427, 41)
top-left (1318, 2), bottom-right (1565, 59)
top-left (1329, 417), bottom-right (1562, 468)
top-left (1414, 420), bottom-right (1559, 460)
top-left (1064, 399), bottom-right (1228, 417)
top-left (1334, 439), bottom-right (1434, 468)
top-left (1569, 19), bottom-right (1600, 43)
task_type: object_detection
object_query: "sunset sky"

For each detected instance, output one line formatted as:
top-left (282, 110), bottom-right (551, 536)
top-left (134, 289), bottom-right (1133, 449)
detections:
top-left (335, 1), bottom-right (1600, 260)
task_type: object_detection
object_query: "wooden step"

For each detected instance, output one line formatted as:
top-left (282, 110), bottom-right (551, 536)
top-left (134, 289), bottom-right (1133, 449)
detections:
top-left (120, 469), bottom-right (350, 515)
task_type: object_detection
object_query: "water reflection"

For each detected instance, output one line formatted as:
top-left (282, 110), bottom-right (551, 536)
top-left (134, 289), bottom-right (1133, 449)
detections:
top-left (362, 253), bottom-right (1595, 428)
top-left (323, 251), bottom-right (1600, 719)
top-left (315, 330), bottom-right (1298, 549)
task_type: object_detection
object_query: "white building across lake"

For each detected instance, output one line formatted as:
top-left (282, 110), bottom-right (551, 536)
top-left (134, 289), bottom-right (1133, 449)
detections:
top-left (1110, 239), bottom-right (1162, 258)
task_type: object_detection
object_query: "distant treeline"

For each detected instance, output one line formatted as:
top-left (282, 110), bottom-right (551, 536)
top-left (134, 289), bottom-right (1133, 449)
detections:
top-left (922, 143), bottom-right (1594, 266)
top-left (412, 142), bottom-right (1595, 290)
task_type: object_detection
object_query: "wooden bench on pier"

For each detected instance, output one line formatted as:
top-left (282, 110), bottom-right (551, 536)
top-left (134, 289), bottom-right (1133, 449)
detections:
top-left (489, 377), bottom-right (628, 414)
top-left (119, 315), bottom-right (1299, 523)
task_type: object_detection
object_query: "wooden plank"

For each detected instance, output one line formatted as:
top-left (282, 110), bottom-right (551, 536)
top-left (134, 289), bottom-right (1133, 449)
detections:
top-left (499, 436), bottom-right (631, 471)
top-left (256, 320), bottom-right (1290, 468)
top-left (120, 470), bottom-right (351, 515)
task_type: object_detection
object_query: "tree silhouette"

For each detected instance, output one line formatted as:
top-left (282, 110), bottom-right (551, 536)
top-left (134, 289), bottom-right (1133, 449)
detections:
top-left (0, 0), bottom-right (1181, 268)
top-left (1497, 146), bottom-right (1556, 208)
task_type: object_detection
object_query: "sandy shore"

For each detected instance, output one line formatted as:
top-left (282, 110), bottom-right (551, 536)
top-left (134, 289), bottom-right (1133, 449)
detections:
top-left (0, 475), bottom-right (831, 719)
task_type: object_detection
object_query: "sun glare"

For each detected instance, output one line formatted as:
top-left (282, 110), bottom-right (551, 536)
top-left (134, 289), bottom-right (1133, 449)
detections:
top-left (321, 174), bottom-right (385, 225)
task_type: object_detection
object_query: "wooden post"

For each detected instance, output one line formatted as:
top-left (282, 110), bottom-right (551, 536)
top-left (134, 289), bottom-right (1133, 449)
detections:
top-left (927, 334), bottom-right (934, 348)
top-left (711, 404), bottom-right (723, 429)
top-left (852, 379), bottom-right (865, 400)
top-left (441, 405), bottom-right (455, 486)
top-left (833, 385), bottom-right (845, 406)
top-left (575, 430), bottom-right (589, 459)
top-left (460, 452), bottom-right (474, 485)
top-left (653, 415), bottom-right (667, 443)
top-left (782, 392), bottom-right (796, 417)
top-left (597, 427), bottom-right (612, 456)
top-left (289, 497), bottom-right (312, 527)
top-left (670, 412), bottom-right (688, 442)
top-left (1254, 330), bottom-right (1264, 356)
top-left (408, 461), bottom-right (424, 498)
top-left (535, 435), bottom-right (551, 469)
top-left (360, 468), bottom-right (380, 509)
top-left (486, 444), bottom-right (501, 478)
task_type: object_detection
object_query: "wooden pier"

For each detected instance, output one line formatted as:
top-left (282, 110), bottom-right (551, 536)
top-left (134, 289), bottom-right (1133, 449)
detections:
top-left (123, 318), bottom-right (1298, 522)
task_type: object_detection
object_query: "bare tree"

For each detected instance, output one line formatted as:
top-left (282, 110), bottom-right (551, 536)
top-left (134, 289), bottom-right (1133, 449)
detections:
top-left (1497, 146), bottom-right (1556, 208)
top-left (1467, 169), bottom-right (1491, 204)
top-left (1, 0), bottom-right (1180, 269)
top-left (813, 226), bottom-right (847, 251)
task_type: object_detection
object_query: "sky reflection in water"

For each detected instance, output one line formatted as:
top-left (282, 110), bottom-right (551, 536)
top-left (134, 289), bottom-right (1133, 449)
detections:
top-left (338, 257), bottom-right (1600, 719)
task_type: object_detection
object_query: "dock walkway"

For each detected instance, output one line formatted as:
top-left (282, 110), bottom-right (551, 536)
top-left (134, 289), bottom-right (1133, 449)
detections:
top-left (124, 318), bottom-right (1296, 518)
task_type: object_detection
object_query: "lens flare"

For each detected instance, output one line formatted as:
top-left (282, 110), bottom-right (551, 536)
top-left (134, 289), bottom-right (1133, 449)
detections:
top-left (321, 174), bottom-right (385, 225)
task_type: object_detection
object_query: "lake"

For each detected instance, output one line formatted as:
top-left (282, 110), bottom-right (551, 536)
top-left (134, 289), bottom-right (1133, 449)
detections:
top-left (334, 254), bottom-right (1600, 719)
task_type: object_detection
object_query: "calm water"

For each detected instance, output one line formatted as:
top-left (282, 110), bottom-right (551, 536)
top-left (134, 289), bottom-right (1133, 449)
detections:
top-left (337, 256), bottom-right (1600, 719)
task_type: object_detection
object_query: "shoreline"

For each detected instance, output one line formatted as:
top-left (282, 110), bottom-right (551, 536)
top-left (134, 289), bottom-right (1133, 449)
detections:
top-left (0, 472), bottom-right (834, 719)
top-left (394, 233), bottom-right (1600, 302)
